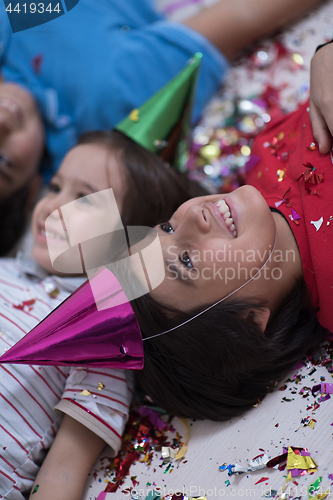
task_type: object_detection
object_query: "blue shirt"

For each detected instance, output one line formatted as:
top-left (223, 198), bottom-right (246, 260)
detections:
top-left (0, 0), bottom-right (228, 176)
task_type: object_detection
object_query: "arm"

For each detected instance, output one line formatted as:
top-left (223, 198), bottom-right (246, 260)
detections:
top-left (309, 42), bottom-right (333, 154)
top-left (182, 0), bottom-right (322, 60)
top-left (28, 414), bottom-right (105, 500)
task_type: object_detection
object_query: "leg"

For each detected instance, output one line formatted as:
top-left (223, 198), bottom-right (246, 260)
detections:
top-left (182, 0), bottom-right (323, 60)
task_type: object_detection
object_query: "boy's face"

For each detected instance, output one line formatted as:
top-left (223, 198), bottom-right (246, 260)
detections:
top-left (32, 144), bottom-right (126, 275)
top-left (151, 186), bottom-right (279, 311)
top-left (0, 83), bottom-right (45, 198)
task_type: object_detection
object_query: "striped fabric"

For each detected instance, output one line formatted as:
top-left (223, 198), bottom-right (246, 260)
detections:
top-left (0, 258), bottom-right (133, 499)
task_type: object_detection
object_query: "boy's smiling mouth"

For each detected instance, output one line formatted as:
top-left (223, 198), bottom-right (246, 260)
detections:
top-left (207, 199), bottom-right (237, 237)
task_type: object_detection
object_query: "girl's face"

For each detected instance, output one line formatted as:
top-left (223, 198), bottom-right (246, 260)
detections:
top-left (32, 144), bottom-right (126, 274)
top-left (151, 185), bottom-right (279, 312)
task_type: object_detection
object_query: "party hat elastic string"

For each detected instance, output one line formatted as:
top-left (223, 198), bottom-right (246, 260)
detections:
top-left (143, 225), bottom-right (277, 341)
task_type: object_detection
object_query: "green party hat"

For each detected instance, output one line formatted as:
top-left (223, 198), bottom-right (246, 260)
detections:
top-left (115, 53), bottom-right (202, 172)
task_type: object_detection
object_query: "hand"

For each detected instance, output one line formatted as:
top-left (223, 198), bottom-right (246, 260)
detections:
top-left (310, 43), bottom-right (333, 154)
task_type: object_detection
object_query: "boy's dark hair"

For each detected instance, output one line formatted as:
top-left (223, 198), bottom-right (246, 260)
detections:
top-left (79, 130), bottom-right (206, 227)
top-left (0, 183), bottom-right (31, 256)
top-left (131, 278), bottom-right (328, 420)
top-left (0, 148), bottom-right (50, 257)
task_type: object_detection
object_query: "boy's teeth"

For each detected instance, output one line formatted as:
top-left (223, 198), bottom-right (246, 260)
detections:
top-left (215, 199), bottom-right (229, 214)
top-left (215, 199), bottom-right (237, 237)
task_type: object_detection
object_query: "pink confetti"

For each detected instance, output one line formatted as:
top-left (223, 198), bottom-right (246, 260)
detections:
top-left (321, 382), bottom-right (333, 394)
top-left (291, 208), bottom-right (301, 220)
top-left (97, 492), bottom-right (107, 500)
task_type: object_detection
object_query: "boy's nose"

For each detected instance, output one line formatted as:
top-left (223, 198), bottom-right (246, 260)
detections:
top-left (181, 204), bottom-right (210, 236)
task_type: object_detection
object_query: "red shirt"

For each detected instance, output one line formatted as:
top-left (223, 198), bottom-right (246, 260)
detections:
top-left (247, 100), bottom-right (333, 332)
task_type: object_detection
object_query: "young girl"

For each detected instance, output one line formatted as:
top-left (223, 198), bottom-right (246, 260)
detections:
top-left (0, 125), bottom-right (195, 499)
top-left (131, 97), bottom-right (332, 422)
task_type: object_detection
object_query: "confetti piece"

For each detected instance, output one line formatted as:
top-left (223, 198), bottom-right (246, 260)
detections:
top-left (32, 54), bottom-right (43, 74)
top-left (307, 142), bottom-right (316, 151)
top-left (307, 419), bottom-right (316, 429)
top-left (144, 490), bottom-right (161, 500)
top-left (292, 53), bottom-right (304, 66)
top-left (225, 480), bottom-right (230, 487)
top-left (174, 418), bottom-right (189, 460)
top-left (321, 382), bottom-right (333, 393)
top-left (130, 109), bottom-right (139, 121)
top-left (254, 477), bottom-right (269, 485)
top-left (310, 217), bottom-right (324, 232)
top-left (162, 446), bottom-right (177, 461)
top-left (309, 476), bottom-right (323, 496)
top-left (98, 382), bottom-right (105, 391)
top-left (277, 169), bottom-right (285, 181)
top-left (138, 406), bottom-right (167, 431)
top-left (32, 485), bottom-right (39, 494)
top-left (262, 490), bottom-right (278, 498)
top-left (80, 390), bottom-right (91, 396)
top-left (97, 493), bottom-right (107, 500)
top-left (287, 447), bottom-right (317, 472)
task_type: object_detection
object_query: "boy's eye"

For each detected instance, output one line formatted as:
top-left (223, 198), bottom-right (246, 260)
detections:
top-left (160, 222), bottom-right (174, 234)
top-left (179, 251), bottom-right (193, 270)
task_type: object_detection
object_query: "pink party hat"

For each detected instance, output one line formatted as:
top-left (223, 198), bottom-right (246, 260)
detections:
top-left (0, 268), bottom-right (143, 370)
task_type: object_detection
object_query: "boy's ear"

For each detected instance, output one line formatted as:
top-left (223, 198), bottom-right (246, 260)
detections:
top-left (244, 307), bottom-right (270, 333)
top-left (25, 174), bottom-right (42, 213)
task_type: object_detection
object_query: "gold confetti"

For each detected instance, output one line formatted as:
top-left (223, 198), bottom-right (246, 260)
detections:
top-left (277, 131), bottom-right (285, 141)
top-left (287, 447), bottom-right (317, 471)
top-left (174, 418), bottom-right (190, 460)
top-left (98, 382), bottom-right (105, 391)
top-left (292, 53), bottom-right (304, 66)
top-left (200, 143), bottom-right (220, 160)
top-left (257, 171), bottom-right (262, 179)
top-left (129, 109), bottom-right (139, 121)
top-left (307, 419), bottom-right (316, 429)
top-left (240, 145), bottom-right (251, 156)
top-left (80, 390), bottom-right (91, 396)
top-left (277, 169), bottom-right (285, 182)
